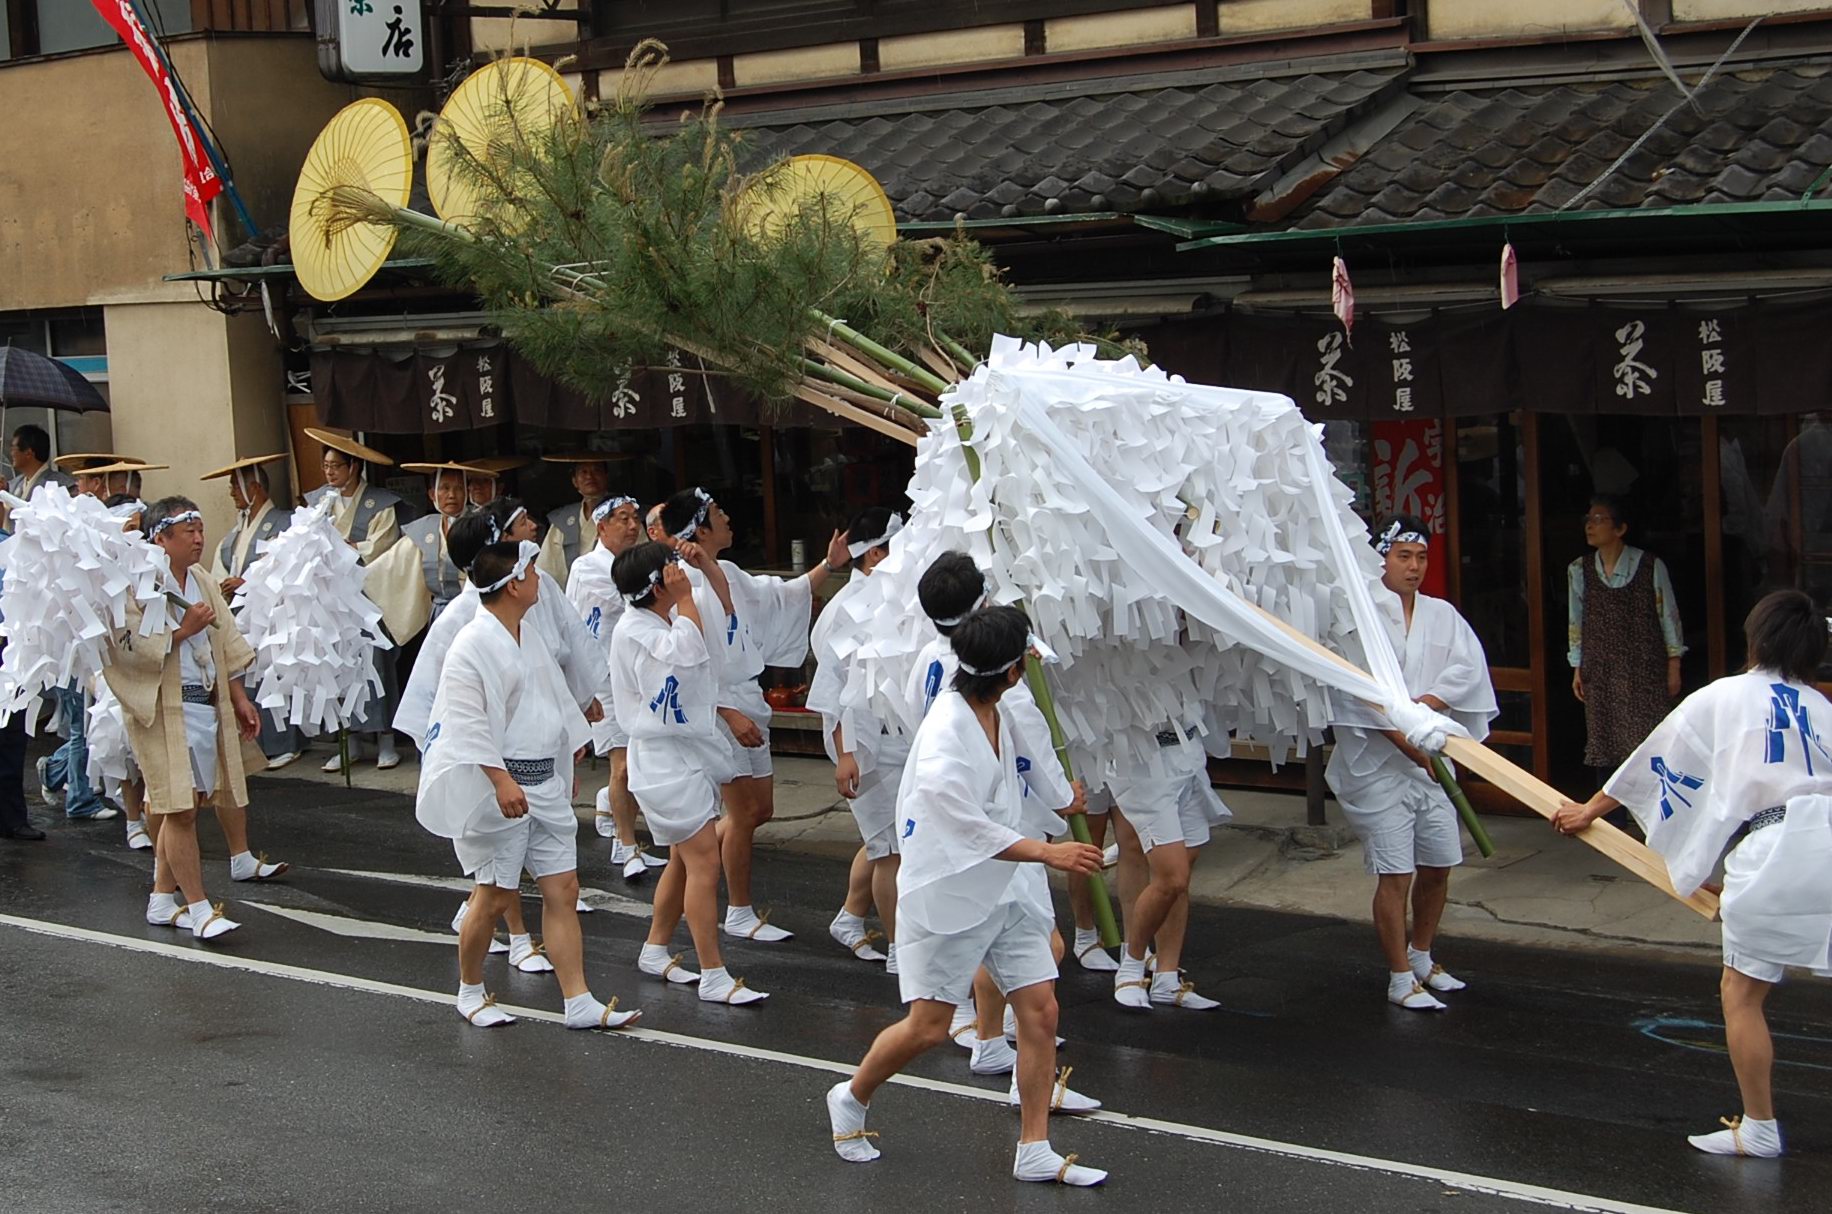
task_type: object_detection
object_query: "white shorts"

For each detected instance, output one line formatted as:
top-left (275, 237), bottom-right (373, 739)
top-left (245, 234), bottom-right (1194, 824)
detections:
top-left (896, 899), bottom-right (1058, 1008)
top-left (1338, 775), bottom-right (1463, 875)
top-left (452, 779), bottom-right (578, 886)
top-left (1719, 809), bottom-right (1832, 984)
top-left (183, 702), bottom-right (219, 799)
top-left (717, 714), bottom-right (773, 780)
top-left (1109, 769), bottom-right (1227, 853)
top-left (848, 760), bottom-right (903, 861)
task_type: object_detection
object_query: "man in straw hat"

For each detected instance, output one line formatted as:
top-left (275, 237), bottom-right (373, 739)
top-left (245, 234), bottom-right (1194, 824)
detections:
top-left (536, 453), bottom-right (615, 585)
top-left (34, 456), bottom-right (163, 824)
top-left (465, 455), bottom-right (528, 511)
top-left (305, 428), bottom-right (405, 772)
top-left (203, 454), bottom-right (304, 771)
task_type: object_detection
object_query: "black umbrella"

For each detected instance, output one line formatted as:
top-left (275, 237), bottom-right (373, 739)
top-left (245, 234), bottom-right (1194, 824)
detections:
top-left (0, 346), bottom-right (109, 413)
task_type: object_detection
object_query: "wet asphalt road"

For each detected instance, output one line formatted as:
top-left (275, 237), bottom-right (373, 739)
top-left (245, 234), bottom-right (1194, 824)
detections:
top-left (1, 771), bottom-right (1828, 1213)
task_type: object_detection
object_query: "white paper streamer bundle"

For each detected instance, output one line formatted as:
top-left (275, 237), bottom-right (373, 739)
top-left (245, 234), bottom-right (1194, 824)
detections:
top-left (85, 676), bottom-right (137, 805)
top-left (233, 495), bottom-right (390, 736)
top-left (0, 485), bottom-right (172, 731)
top-left (821, 337), bottom-right (1461, 777)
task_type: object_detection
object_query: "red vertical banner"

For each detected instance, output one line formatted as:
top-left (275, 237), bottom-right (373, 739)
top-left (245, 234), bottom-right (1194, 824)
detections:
top-left (89, 0), bottom-right (222, 240)
top-left (1371, 418), bottom-right (1448, 597)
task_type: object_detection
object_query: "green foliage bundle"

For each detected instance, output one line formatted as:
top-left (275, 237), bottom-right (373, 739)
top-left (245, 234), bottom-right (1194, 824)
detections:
top-left (389, 41), bottom-right (1102, 406)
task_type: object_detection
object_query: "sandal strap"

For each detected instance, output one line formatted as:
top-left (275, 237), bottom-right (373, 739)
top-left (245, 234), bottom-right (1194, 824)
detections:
top-left (1174, 980), bottom-right (1197, 1006)
top-left (949, 1022), bottom-right (977, 1041)
top-left (662, 953), bottom-right (687, 980)
top-left (1052, 1066), bottom-right (1074, 1111)
top-left (851, 928), bottom-right (885, 956)
top-left (464, 994), bottom-right (499, 1025)
top-left (1721, 1116), bottom-right (1745, 1156)
top-left (598, 997), bottom-right (621, 1028)
top-left (833, 1129), bottom-right (879, 1144)
top-left (196, 902), bottom-right (227, 934)
top-left (1115, 978), bottom-right (1151, 992)
top-left (746, 910), bottom-right (774, 939)
top-left (724, 977), bottom-right (750, 1003)
top-left (1055, 1153), bottom-right (1080, 1183)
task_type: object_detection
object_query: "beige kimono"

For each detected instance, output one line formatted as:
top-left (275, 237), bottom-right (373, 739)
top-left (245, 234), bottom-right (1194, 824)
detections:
top-left (103, 566), bottom-right (264, 813)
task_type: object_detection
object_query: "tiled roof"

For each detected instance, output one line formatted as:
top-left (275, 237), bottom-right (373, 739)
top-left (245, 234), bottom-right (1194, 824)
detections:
top-left (1293, 59), bottom-right (1832, 229)
top-left (736, 61), bottom-right (1410, 222)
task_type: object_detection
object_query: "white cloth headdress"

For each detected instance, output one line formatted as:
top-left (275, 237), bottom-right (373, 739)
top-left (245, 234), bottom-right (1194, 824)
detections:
top-left (592, 495), bottom-right (639, 524)
top-left (671, 488), bottom-right (713, 542)
top-left (148, 510), bottom-right (202, 540)
top-left (1375, 519), bottom-right (1429, 555)
top-left (474, 540), bottom-right (540, 594)
top-left (847, 512), bottom-right (904, 560)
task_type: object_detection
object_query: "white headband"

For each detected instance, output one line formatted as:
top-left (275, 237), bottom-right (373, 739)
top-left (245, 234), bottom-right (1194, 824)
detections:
top-left (931, 584), bottom-right (990, 629)
top-left (593, 495), bottom-right (639, 524)
top-left (958, 631), bottom-right (1044, 678)
top-left (148, 510), bottom-right (202, 539)
top-left (623, 554), bottom-right (677, 604)
top-left (505, 505), bottom-right (527, 531)
top-left (109, 499), bottom-right (147, 522)
top-left (671, 488), bottom-right (713, 542)
top-left (958, 653), bottom-right (1023, 678)
top-left (847, 512), bottom-right (903, 560)
top-left (1376, 520), bottom-right (1429, 555)
top-left (475, 540), bottom-right (540, 594)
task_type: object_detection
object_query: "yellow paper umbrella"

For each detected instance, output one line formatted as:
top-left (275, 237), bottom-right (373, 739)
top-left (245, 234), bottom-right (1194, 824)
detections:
top-left (289, 98), bottom-right (414, 302)
top-left (743, 154), bottom-right (897, 249)
top-left (426, 57), bottom-right (576, 229)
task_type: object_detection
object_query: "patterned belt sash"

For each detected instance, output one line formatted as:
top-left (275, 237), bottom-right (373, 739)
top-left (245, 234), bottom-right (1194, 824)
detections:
top-left (505, 757), bottom-right (556, 787)
top-left (180, 684), bottom-right (214, 705)
top-left (1748, 805), bottom-right (1787, 833)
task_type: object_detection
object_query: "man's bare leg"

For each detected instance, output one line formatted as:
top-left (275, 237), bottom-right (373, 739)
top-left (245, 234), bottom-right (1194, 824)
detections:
top-left (213, 800), bottom-right (288, 882)
top-left (830, 846), bottom-right (886, 962)
top-left (1006, 981), bottom-right (1106, 1184)
top-left (456, 883), bottom-right (516, 1027)
top-left (722, 775), bottom-right (791, 940)
top-left (1687, 967), bottom-right (1783, 1156)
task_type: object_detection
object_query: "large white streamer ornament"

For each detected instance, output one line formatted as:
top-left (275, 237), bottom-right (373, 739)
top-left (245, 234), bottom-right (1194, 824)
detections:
top-left (819, 338), bottom-right (1464, 779)
top-left (232, 495), bottom-right (391, 735)
top-left (0, 485), bottom-right (172, 731)
top-left (85, 677), bottom-right (136, 807)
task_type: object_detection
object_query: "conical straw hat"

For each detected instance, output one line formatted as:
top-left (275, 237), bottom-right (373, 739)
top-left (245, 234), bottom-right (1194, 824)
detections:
top-left (289, 98), bottom-right (414, 302)
top-left (426, 58), bottom-right (575, 231)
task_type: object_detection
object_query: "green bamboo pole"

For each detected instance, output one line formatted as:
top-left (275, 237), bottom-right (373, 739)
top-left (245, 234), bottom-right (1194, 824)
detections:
top-left (1431, 756), bottom-right (1495, 858)
top-left (801, 358), bottom-right (944, 419)
top-left (1025, 659), bottom-right (1123, 948)
top-left (810, 309), bottom-right (952, 397)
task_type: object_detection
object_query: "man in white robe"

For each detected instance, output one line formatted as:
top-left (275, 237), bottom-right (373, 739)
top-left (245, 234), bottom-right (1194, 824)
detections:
top-left (415, 538), bottom-right (638, 1032)
top-left (1326, 516), bottom-right (1499, 1012)
top-left (826, 605), bottom-right (1105, 1186)
top-left (658, 486), bottom-right (851, 943)
top-left (609, 539), bottom-right (766, 1004)
top-left (1556, 589), bottom-right (1832, 1158)
top-left (565, 494), bottom-right (665, 880)
top-left (809, 508), bottom-right (910, 971)
top-left (398, 507), bottom-right (607, 973)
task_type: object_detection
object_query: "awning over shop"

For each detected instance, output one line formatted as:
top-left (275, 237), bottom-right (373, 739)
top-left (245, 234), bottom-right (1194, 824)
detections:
top-left (1141, 296), bottom-right (1824, 421)
top-left (308, 343), bottom-right (827, 433)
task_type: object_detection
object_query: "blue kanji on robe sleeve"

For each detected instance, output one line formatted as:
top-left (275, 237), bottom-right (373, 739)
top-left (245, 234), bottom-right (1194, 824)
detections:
top-left (584, 606), bottom-right (602, 638)
top-left (1650, 756), bottom-right (1703, 820)
top-left (1766, 683), bottom-right (1830, 775)
top-left (923, 660), bottom-right (943, 713)
top-left (650, 675), bottom-right (686, 724)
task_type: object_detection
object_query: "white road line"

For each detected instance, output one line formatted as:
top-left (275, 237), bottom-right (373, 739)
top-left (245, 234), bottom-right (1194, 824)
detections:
top-left (241, 903), bottom-right (459, 945)
top-left (317, 867), bottom-right (651, 918)
top-left (0, 911), bottom-right (1692, 1214)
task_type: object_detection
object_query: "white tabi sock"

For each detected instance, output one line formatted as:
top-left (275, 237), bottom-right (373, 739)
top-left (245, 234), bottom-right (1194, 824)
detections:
top-left (828, 910), bottom-right (885, 962)
top-left (187, 898), bottom-right (238, 941)
top-left (376, 737), bottom-right (400, 767)
top-left (638, 942), bottom-right (700, 984)
top-left (698, 965), bottom-right (768, 1005)
top-left (970, 1036), bottom-right (1018, 1075)
top-left (1409, 945), bottom-right (1466, 992)
top-left (1113, 953), bottom-right (1151, 1010)
top-left (456, 981), bottom-right (515, 1028)
top-left (126, 819), bottom-right (152, 850)
top-left (508, 933), bottom-right (554, 974)
top-left (229, 850), bottom-right (287, 882)
top-left (1072, 927), bottom-right (1119, 972)
top-left (1689, 1115), bottom-right (1782, 1157)
top-left (1008, 1067), bottom-right (1101, 1113)
top-left (1013, 1140), bottom-right (1106, 1186)
top-left (948, 1003), bottom-right (980, 1050)
top-left (724, 904), bottom-right (794, 943)
top-left (563, 990), bottom-right (640, 1031)
top-left (594, 787), bottom-right (617, 838)
top-left (885, 941), bottom-right (899, 975)
top-left (1388, 970), bottom-right (1446, 1011)
top-left (1150, 969), bottom-right (1220, 1010)
top-left (827, 1081), bottom-right (879, 1163)
top-left (145, 891), bottom-right (189, 928)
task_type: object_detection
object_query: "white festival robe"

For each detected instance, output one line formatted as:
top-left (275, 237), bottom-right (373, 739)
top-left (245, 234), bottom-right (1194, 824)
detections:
top-left (1606, 670), bottom-right (1832, 973)
top-left (395, 570), bottom-right (604, 750)
top-left (414, 612), bottom-right (589, 844)
top-left (565, 543), bottom-right (627, 753)
top-left (684, 560), bottom-right (813, 735)
top-left (1327, 590), bottom-right (1499, 823)
top-left (609, 605), bottom-right (737, 845)
top-left (896, 690), bottom-right (1050, 947)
